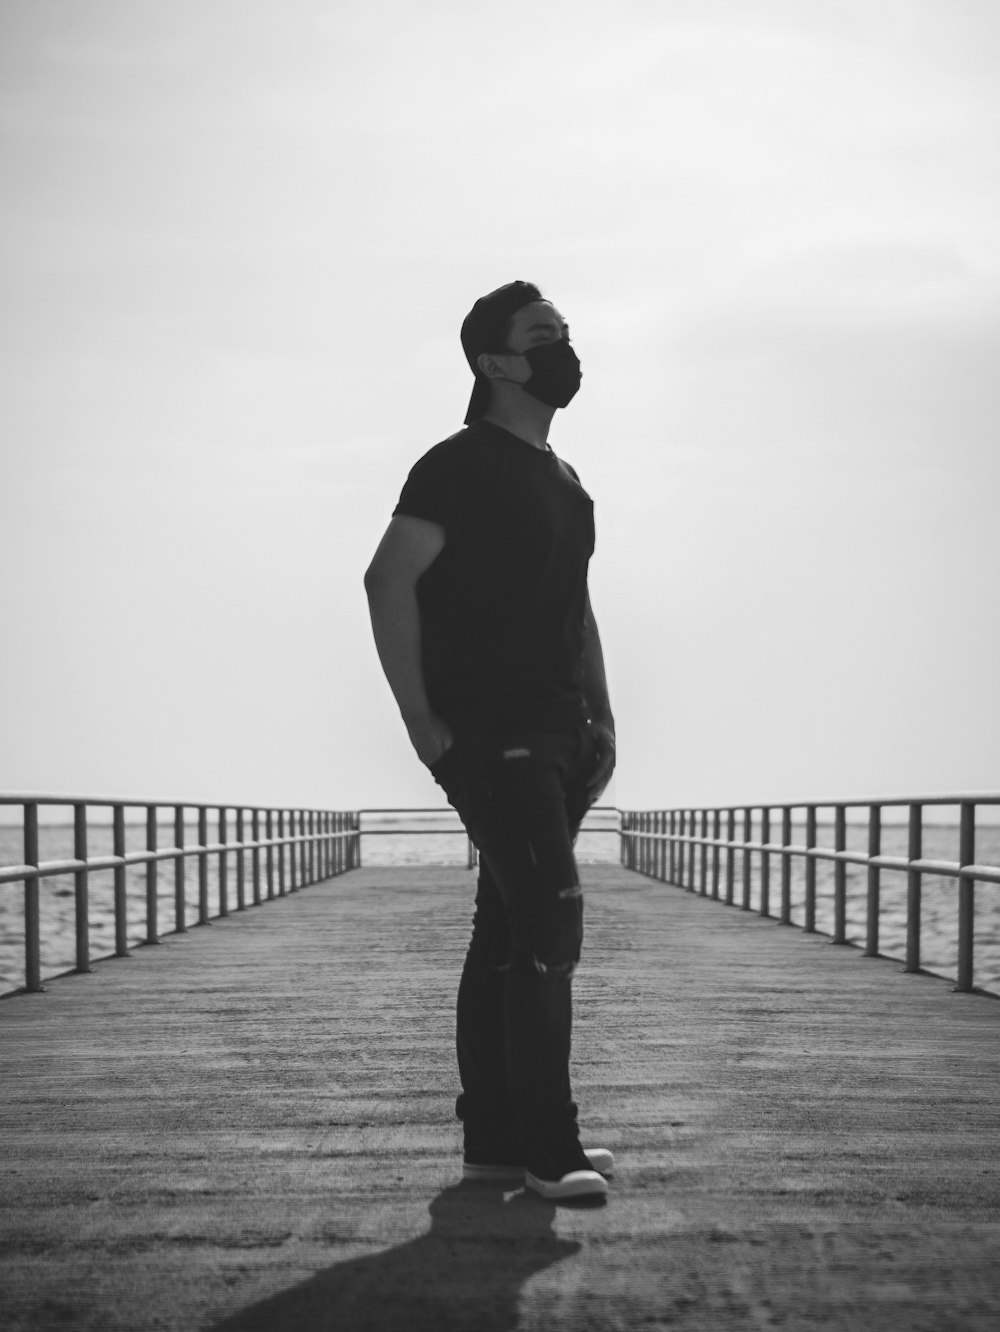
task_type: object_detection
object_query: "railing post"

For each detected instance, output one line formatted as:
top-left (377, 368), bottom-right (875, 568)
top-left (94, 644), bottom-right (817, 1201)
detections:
top-left (293, 809), bottom-right (301, 889)
top-left (711, 809), bottom-right (721, 899)
top-left (699, 809), bottom-right (709, 895)
top-left (74, 802), bottom-right (92, 973)
top-left (174, 805), bottom-right (186, 933)
top-left (266, 809), bottom-right (275, 898)
top-left (833, 805), bottom-right (847, 944)
top-left (335, 811), bottom-right (343, 874)
top-left (294, 808), bottom-right (302, 888)
top-left (24, 801), bottom-right (41, 993)
top-left (113, 803), bottom-right (128, 956)
top-left (804, 806), bottom-right (817, 933)
top-left (287, 809), bottom-right (295, 891)
top-left (218, 806), bottom-right (229, 917)
top-left (759, 806), bottom-right (771, 918)
top-left (236, 808), bottom-right (246, 909)
top-left (277, 810), bottom-right (286, 895)
top-left (673, 810), bottom-right (682, 886)
top-left (252, 809), bottom-right (262, 904)
top-left (780, 806), bottom-right (792, 924)
top-left (905, 802), bottom-right (922, 972)
top-left (865, 803), bottom-right (881, 957)
top-left (145, 804), bottom-right (159, 945)
top-left (725, 808), bottom-right (735, 905)
top-left (741, 808), bottom-right (752, 910)
top-left (198, 806), bottom-right (209, 924)
top-left (956, 802), bottom-right (975, 992)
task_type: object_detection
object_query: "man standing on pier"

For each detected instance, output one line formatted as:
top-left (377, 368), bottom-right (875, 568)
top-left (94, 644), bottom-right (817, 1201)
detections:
top-left (364, 281), bottom-right (616, 1201)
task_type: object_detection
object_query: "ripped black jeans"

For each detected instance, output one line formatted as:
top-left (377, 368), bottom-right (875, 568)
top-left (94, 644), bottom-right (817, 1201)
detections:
top-left (430, 715), bottom-right (601, 1157)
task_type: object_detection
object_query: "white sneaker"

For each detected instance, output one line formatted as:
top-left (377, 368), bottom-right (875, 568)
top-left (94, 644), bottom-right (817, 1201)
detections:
top-left (523, 1141), bottom-right (612, 1200)
top-left (524, 1165), bottom-right (608, 1200)
top-left (463, 1147), bottom-right (614, 1182)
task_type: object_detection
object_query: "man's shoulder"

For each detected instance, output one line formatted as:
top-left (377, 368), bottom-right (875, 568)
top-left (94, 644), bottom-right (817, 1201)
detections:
top-left (425, 421), bottom-right (497, 456)
top-left (408, 423), bottom-right (495, 475)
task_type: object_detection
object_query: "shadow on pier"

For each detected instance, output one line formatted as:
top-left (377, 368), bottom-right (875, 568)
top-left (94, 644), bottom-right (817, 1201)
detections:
top-left (210, 1181), bottom-right (580, 1332)
top-left (2, 864), bottom-right (999, 1331)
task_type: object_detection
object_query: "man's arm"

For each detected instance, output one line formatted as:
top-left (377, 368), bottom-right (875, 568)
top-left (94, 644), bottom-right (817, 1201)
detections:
top-left (581, 590), bottom-right (616, 802)
top-left (364, 515), bottom-right (453, 767)
top-left (581, 591), bottom-right (614, 728)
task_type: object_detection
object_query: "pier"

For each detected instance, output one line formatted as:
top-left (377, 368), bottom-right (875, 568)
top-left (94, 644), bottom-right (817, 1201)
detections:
top-left (2, 847), bottom-right (999, 1330)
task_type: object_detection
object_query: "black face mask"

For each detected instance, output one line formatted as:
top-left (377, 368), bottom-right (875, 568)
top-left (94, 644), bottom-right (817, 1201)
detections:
top-left (520, 339), bottom-right (582, 409)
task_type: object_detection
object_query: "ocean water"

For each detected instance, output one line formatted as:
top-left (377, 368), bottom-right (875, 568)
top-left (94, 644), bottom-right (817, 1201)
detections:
top-left (1, 812), bottom-right (997, 998)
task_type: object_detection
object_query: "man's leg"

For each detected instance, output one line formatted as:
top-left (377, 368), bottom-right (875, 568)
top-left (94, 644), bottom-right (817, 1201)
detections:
top-left (458, 738), bottom-right (585, 1152)
top-left (434, 725), bottom-right (609, 1195)
top-left (455, 858), bottom-right (517, 1161)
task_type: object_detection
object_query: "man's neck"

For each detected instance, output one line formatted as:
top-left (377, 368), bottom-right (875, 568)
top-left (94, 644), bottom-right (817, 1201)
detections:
top-left (481, 388), bottom-right (557, 450)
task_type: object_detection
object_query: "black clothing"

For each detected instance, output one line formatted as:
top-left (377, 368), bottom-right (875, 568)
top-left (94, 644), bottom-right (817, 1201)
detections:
top-left (431, 719), bottom-right (601, 1155)
top-left (393, 420), bottom-right (595, 731)
top-left (392, 417), bottom-right (604, 1160)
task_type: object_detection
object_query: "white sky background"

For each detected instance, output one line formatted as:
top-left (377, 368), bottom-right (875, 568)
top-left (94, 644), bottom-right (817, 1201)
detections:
top-left (1, 0), bottom-right (998, 814)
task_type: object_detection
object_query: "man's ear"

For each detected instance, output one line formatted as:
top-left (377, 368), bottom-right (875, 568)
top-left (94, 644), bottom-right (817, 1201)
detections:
top-left (476, 351), bottom-right (508, 380)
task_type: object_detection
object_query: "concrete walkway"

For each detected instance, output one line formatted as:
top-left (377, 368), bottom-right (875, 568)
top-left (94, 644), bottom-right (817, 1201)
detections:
top-left (2, 864), bottom-right (998, 1332)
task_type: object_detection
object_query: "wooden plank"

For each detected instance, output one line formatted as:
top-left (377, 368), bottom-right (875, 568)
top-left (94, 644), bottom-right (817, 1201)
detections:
top-left (2, 865), bottom-right (999, 1331)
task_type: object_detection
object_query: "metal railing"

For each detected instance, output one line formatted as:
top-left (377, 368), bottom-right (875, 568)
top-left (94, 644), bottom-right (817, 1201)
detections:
top-left (621, 794), bottom-right (1000, 994)
top-left (0, 794), bottom-right (361, 994)
top-left (356, 805), bottom-right (621, 869)
top-left (359, 808), bottom-right (479, 869)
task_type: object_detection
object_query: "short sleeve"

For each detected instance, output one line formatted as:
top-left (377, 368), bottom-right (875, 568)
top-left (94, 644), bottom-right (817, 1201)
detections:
top-left (392, 439), bottom-right (477, 533)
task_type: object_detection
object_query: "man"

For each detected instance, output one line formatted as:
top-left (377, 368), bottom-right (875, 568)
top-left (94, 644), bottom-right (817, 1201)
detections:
top-left (364, 280), bottom-right (616, 1201)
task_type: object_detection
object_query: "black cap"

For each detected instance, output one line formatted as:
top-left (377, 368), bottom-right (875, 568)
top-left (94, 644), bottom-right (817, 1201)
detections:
top-left (460, 280), bottom-right (543, 424)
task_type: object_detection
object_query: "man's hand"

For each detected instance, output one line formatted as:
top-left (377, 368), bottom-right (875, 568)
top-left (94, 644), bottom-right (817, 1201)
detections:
top-left (405, 712), bottom-right (455, 768)
top-left (584, 719), bottom-right (616, 807)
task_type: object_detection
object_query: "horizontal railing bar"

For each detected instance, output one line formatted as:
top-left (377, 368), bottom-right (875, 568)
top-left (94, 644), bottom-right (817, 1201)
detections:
top-left (675, 794), bottom-right (1000, 809)
top-left (0, 833), bottom-right (360, 884)
top-left (0, 794), bottom-right (341, 814)
top-left (618, 799), bottom-right (1000, 821)
top-left (960, 864), bottom-right (1000, 885)
top-left (355, 805), bottom-right (619, 815)
top-left (0, 864), bottom-right (35, 885)
top-left (619, 834), bottom-right (1000, 883)
top-left (358, 825), bottom-right (611, 836)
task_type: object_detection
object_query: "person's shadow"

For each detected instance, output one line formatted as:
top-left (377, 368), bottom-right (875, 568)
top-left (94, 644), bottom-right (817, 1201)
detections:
top-left (209, 1180), bottom-right (592, 1331)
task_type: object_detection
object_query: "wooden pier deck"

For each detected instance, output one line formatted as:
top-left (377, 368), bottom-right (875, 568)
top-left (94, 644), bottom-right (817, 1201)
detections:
top-left (2, 864), bottom-right (999, 1332)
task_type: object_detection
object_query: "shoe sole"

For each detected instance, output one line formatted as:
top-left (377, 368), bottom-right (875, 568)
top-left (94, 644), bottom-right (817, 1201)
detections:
top-left (524, 1168), bottom-right (609, 1200)
top-left (463, 1148), bottom-right (614, 1182)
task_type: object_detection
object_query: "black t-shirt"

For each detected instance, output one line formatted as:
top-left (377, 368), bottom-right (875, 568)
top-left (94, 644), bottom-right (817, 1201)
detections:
top-left (392, 419), bottom-right (595, 723)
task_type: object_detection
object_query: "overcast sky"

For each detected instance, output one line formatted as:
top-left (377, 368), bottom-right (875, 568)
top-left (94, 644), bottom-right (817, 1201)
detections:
top-left (1, 0), bottom-right (998, 816)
